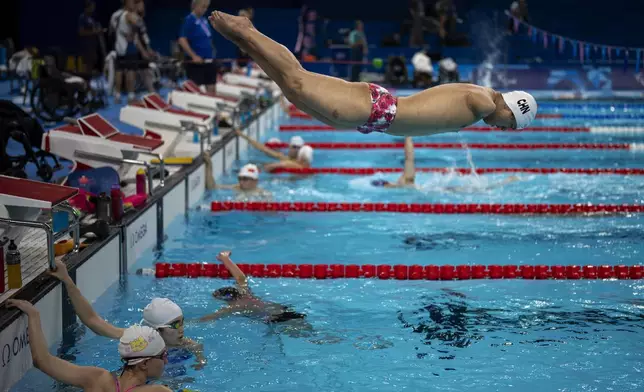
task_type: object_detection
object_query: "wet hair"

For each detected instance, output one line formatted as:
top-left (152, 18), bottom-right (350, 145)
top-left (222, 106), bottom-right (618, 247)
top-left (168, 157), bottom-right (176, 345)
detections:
top-left (213, 287), bottom-right (242, 301)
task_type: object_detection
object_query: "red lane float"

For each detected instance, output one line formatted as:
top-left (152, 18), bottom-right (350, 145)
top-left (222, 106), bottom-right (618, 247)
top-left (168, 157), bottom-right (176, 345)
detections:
top-left (269, 167), bottom-right (644, 176)
top-left (264, 142), bottom-right (631, 150)
top-left (154, 262), bottom-right (643, 280)
top-left (211, 201), bottom-right (644, 215)
top-left (278, 125), bottom-right (591, 132)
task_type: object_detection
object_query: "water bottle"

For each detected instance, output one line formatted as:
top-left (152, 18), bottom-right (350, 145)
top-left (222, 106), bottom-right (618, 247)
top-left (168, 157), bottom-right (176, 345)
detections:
top-left (110, 184), bottom-right (123, 223)
top-left (136, 268), bottom-right (155, 276)
top-left (6, 240), bottom-right (22, 289)
top-left (96, 192), bottom-right (112, 222)
top-left (136, 168), bottom-right (147, 195)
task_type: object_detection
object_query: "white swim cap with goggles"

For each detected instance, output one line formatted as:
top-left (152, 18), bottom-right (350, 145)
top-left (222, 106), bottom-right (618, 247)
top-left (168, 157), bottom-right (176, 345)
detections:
top-left (141, 298), bottom-right (183, 329)
top-left (501, 91), bottom-right (537, 129)
top-left (289, 136), bottom-right (304, 147)
top-left (118, 325), bottom-right (166, 365)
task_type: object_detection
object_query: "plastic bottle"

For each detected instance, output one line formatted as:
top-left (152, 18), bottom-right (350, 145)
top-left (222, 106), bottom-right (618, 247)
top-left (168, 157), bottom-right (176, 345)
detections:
top-left (136, 168), bottom-right (147, 195)
top-left (96, 192), bottom-right (112, 222)
top-left (0, 238), bottom-right (6, 293)
top-left (6, 240), bottom-right (22, 289)
top-left (79, 175), bottom-right (89, 209)
top-left (110, 184), bottom-right (124, 223)
top-left (136, 268), bottom-right (155, 276)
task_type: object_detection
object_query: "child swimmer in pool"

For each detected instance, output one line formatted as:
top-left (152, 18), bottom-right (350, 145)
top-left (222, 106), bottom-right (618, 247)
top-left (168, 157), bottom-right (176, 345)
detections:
top-left (370, 136), bottom-right (521, 192)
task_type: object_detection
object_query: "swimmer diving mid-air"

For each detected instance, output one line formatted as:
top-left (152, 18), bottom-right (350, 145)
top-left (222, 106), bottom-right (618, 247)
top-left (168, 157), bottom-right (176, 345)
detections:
top-left (207, 11), bottom-right (537, 137)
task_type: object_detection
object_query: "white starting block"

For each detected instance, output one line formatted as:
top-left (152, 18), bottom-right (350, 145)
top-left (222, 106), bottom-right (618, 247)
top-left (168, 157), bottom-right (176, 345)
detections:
top-left (44, 113), bottom-right (164, 170)
top-left (222, 72), bottom-right (279, 92)
top-left (43, 114), bottom-right (168, 190)
top-left (119, 93), bottom-right (215, 157)
top-left (168, 80), bottom-right (242, 122)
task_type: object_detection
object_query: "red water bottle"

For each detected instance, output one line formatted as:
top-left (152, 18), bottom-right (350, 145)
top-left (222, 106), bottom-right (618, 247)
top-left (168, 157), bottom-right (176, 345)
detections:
top-left (111, 184), bottom-right (124, 223)
top-left (136, 168), bottom-right (147, 195)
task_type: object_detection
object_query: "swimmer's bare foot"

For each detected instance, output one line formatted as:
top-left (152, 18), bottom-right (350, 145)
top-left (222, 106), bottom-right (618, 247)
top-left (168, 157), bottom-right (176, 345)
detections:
top-left (208, 11), bottom-right (253, 44)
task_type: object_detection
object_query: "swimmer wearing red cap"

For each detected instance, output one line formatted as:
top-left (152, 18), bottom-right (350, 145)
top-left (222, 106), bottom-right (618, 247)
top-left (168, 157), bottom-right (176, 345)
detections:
top-left (200, 251), bottom-right (312, 336)
top-left (208, 11), bottom-right (537, 137)
top-left (371, 136), bottom-right (521, 191)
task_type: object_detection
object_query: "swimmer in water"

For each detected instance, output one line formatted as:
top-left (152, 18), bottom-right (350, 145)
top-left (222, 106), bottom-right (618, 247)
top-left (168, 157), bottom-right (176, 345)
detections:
top-left (207, 11), bottom-right (537, 137)
top-left (7, 299), bottom-right (171, 392)
top-left (236, 129), bottom-right (314, 173)
top-left (199, 251), bottom-right (312, 336)
top-left (371, 136), bottom-right (521, 191)
top-left (47, 259), bottom-right (207, 370)
top-left (203, 152), bottom-right (272, 199)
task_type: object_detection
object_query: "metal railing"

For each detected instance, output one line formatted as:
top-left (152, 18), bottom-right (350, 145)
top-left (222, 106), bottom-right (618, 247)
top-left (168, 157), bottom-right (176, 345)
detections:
top-left (0, 201), bottom-right (81, 270)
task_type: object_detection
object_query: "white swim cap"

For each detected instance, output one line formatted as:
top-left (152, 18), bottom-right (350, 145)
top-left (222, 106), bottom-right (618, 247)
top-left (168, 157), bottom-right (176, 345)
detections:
top-left (289, 136), bottom-right (304, 147)
top-left (142, 298), bottom-right (183, 329)
top-left (118, 325), bottom-right (166, 365)
top-left (238, 163), bottom-right (260, 180)
top-left (267, 137), bottom-right (281, 144)
top-left (297, 145), bottom-right (314, 163)
top-left (501, 91), bottom-right (537, 129)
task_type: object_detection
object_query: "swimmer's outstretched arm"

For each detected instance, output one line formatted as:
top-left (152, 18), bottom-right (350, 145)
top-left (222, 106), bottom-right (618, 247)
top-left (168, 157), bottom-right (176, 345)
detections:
top-left (6, 299), bottom-right (109, 390)
top-left (203, 152), bottom-right (242, 190)
top-left (47, 258), bottom-right (125, 339)
top-left (216, 250), bottom-right (248, 288)
top-left (198, 306), bottom-right (235, 322)
top-left (263, 159), bottom-right (304, 173)
top-left (237, 130), bottom-right (289, 161)
top-left (396, 137), bottom-right (415, 185)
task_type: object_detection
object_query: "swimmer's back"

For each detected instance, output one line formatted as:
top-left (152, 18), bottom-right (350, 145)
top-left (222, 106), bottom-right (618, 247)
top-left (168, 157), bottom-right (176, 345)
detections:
top-left (391, 83), bottom-right (494, 135)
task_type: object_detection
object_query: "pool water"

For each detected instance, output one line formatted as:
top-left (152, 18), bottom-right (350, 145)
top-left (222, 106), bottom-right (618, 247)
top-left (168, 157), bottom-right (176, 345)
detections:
top-left (12, 99), bottom-right (644, 392)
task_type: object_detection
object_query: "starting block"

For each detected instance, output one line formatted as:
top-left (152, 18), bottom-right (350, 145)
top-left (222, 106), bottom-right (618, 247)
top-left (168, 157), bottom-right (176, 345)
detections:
top-left (119, 93), bottom-right (215, 156)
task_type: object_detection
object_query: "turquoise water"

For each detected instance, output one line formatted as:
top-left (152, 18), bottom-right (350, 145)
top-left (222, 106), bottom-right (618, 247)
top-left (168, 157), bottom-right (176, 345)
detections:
top-left (12, 99), bottom-right (644, 392)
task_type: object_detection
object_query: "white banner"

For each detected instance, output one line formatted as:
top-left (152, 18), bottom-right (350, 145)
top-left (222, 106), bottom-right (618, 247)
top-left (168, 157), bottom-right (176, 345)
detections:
top-left (0, 314), bottom-right (31, 392)
top-left (125, 206), bottom-right (157, 271)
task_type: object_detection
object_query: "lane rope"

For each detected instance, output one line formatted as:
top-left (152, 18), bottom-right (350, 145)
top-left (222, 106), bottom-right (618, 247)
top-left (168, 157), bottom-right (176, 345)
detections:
top-left (211, 201), bottom-right (644, 214)
top-left (265, 142), bottom-right (640, 150)
top-left (152, 262), bottom-right (643, 280)
top-left (269, 167), bottom-right (644, 176)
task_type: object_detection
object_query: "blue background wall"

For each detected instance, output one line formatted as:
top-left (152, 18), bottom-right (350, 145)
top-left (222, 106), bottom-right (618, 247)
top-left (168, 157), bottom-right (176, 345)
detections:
top-left (4, 0), bottom-right (644, 63)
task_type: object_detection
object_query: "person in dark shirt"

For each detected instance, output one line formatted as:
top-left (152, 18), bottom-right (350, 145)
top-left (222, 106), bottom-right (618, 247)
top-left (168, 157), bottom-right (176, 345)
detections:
top-left (78, 0), bottom-right (102, 75)
top-left (178, 0), bottom-right (217, 94)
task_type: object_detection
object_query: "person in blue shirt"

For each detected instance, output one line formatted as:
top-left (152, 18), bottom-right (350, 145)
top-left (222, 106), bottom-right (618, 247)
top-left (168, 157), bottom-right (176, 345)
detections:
top-left (347, 20), bottom-right (368, 82)
top-left (178, 0), bottom-right (217, 94)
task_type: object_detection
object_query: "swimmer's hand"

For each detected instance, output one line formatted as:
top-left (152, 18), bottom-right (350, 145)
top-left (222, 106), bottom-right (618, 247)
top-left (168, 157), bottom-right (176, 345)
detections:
top-left (216, 250), bottom-right (232, 262)
top-left (47, 258), bottom-right (73, 284)
top-left (6, 299), bottom-right (39, 316)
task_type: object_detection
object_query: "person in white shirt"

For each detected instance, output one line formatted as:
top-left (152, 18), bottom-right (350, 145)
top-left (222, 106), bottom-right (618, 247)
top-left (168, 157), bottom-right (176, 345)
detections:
top-left (411, 48), bottom-right (433, 88)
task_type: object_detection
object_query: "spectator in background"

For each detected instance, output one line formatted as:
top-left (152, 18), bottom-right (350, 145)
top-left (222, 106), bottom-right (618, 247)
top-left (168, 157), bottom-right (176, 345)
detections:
top-left (295, 6), bottom-right (319, 60)
top-left (78, 0), bottom-right (102, 75)
top-left (178, 0), bottom-right (217, 93)
top-left (111, 0), bottom-right (151, 103)
top-left (348, 20), bottom-right (368, 82)
top-left (412, 46), bottom-right (433, 88)
top-left (508, 0), bottom-right (529, 32)
top-left (135, 0), bottom-right (157, 93)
